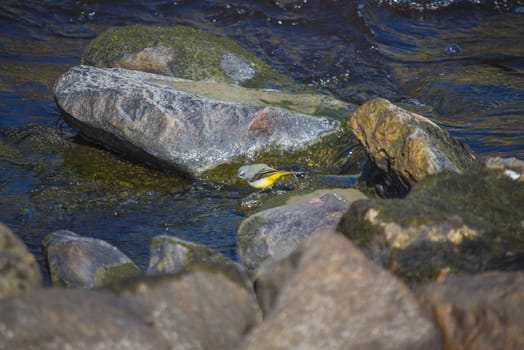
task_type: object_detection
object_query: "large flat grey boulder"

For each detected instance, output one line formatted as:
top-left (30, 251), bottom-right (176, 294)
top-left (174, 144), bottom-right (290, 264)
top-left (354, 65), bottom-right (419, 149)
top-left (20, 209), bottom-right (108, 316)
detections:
top-left (54, 65), bottom-right (345, 177)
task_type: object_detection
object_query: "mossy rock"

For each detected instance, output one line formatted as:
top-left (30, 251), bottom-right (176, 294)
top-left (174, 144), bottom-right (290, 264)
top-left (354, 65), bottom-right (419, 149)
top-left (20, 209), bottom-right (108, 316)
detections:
top-left (146, 235), bottom-right (231, 275)
top-left (201, 124), bottom-right (359, 185)
top-left (82, 25), bottom-right (293, 89)
top-left (338, 167), bottom-right (524, 282)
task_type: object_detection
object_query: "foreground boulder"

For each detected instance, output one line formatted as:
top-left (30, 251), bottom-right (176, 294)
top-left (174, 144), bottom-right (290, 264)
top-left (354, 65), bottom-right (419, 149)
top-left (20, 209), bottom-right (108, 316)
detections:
top-left (0, 265), bottom-right (260, 350)
top-left (338, 168), bottom-right (524, 281)
top-left (116, 266), bottom-right (261, 349)
top-left (237, 190), bottom-right (366, 271)
top-left (350, 98), bottom-right (477, 196)
top-left (0, 223), bottom-right (42, 300)
top-left (417, 271), bottom-right (524, 349)
top-left (82, 25), bottom-right (291, 88)
top-left (43, 230), bottom-right (141, 288)
top-left (241, 230), bottom-right (441, 349)
top-left (147, 235), bottom-right (231, 274)
top-left (54, 65), bottom-right (348, 177)
top-left (0, 288), bottom-right (168, 350)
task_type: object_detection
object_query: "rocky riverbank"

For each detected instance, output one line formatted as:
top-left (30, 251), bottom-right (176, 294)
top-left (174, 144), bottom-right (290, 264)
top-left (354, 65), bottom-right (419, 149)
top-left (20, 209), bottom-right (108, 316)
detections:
top-left (1, 24), bottom-right (523, 349)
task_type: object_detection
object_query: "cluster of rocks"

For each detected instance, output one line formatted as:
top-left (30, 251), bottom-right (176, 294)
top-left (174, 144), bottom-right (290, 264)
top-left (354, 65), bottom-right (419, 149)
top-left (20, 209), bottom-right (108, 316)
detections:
top-left (2, 24), bottom-right (524, 349)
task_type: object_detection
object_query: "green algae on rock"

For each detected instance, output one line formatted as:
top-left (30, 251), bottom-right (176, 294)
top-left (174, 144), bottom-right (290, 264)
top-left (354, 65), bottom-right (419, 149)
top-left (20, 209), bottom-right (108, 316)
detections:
top-left (337, 167), bottom-right (524, 281)
top-left (201, 124), bottom-right (359, 185)
top-left (82, 25), bottom-right (292, 89)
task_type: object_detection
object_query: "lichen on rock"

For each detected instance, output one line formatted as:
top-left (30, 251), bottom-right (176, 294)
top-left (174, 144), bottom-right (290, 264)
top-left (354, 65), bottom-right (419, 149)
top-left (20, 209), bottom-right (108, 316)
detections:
top-left (349, 98), bottom-right (477, 197)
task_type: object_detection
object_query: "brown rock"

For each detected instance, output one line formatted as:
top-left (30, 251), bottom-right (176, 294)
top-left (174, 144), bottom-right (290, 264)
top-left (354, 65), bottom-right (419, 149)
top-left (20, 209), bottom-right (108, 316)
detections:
top-left (0, 288), bottom-right (169, 350)
top-left (417, 271), bottom-right (524, 350)
top-left (0, 223), bottom-right (42, 300)
top-left (350, 98), bottom-right (476, 195)
top-left (241, 230), bottom-right (441, 350)
top-left (117, 265), bottom-right (261, 350)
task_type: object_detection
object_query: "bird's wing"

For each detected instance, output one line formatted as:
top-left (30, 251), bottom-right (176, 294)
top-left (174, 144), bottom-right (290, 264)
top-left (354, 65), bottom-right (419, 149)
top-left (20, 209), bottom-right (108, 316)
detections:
top-left (250, 167), bottom-right (281, 181)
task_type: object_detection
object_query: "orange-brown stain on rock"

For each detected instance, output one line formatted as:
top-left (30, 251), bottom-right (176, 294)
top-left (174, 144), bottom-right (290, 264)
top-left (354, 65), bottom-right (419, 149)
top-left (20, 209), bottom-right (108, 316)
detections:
top-left (248, 108), bottom-right (277, 136)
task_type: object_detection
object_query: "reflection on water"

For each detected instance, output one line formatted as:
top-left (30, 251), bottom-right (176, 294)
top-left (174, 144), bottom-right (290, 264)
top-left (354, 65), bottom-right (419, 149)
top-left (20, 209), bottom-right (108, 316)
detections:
top-left (360, 2), bottom-right (524, 155)
top-left (0, 0), bottom-right (523, 281)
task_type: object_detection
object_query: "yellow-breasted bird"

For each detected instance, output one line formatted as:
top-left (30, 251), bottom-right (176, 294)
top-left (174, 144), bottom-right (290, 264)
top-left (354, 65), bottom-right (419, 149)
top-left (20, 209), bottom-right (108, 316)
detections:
top-left (236, 163), bottom-right (299, 189)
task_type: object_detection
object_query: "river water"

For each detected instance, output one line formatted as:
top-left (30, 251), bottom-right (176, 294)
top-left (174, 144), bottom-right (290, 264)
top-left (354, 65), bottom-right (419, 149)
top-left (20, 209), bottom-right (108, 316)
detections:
top-left (1, 0), bottom-right (523, 281)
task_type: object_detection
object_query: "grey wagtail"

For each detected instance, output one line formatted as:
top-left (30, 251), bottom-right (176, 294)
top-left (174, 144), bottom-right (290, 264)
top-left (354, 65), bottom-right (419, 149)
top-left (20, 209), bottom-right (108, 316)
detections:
top-left (237, 163), bottom-right (300, 189)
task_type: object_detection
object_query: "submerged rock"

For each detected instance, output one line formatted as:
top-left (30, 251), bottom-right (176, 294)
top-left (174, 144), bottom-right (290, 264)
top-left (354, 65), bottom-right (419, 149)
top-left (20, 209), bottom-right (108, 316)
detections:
top-left (0, 288), bottom-right (168, 350)
top-left (238, 190), bottom-right (366, 272)
top-left (43, 230), bottom-right (141, 288)
top-left (242, 230), bottom-right (441, 349)
top-left (116, 265), bottom-right (261, 350)
top-left (147, 235), bottom-right (231, 274)
top-left (54, 65), bottom-right (348, 178)
top-left (337, 168), bottom-right (524, 281)
top-left (0, 223), bottom-right (42, 300)
top-left (82, 25), bottom-right (292, 88)
top-left (350, 98), bottom-right (476, 196)
top-left (417, 271), bottom-right (524, 350)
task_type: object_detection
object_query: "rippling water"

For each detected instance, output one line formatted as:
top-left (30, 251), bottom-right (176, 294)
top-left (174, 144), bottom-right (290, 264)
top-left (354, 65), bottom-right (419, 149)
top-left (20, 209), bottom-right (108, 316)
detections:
top-left (1, 0), bottom-right (523, 281)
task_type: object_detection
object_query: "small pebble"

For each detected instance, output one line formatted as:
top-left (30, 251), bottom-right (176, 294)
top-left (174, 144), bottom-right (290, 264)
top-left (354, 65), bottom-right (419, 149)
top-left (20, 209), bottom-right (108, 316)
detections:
top-left (504, 169), bottom-right (520, 180)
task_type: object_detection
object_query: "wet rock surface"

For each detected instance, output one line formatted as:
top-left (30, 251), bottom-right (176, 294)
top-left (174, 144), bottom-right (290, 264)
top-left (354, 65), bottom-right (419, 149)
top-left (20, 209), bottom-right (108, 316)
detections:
top-left (350, 98), bottom-right (477, 196)
top-left (241, 230), bottom-right (441, 350)
top-left (54, 65), bottom-right (344, 177)
top-left (0, 223), bottom-right (42, 300)
top-left (43, 230), bottom-right (141, 288)
top-left (417, 271), bottom-right (524, 350)
top-left (237, 191), bottom-right (364, 272)
top-left (337, 167), bottom-right (524, 281)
